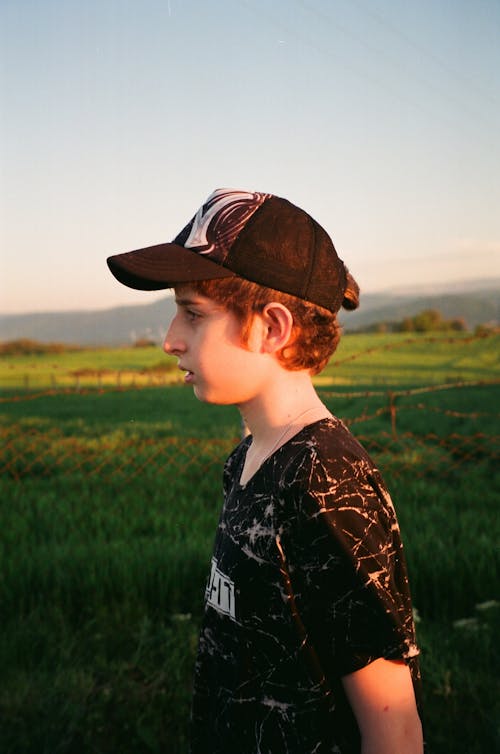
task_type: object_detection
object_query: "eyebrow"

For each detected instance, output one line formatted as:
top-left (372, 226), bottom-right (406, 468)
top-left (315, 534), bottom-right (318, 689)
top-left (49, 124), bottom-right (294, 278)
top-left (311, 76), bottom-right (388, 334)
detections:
top-left (175, 296), bottom-right (205, 307)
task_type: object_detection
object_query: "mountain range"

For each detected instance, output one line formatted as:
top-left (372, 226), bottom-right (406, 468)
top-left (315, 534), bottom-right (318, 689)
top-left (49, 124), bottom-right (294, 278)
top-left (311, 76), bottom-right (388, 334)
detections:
top-left (1, 279), bottom-right (498, 346)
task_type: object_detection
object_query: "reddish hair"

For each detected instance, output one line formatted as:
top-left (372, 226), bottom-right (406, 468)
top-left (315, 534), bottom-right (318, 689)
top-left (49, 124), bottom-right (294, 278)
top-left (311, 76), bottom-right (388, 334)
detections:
top-left (185, 272), bottom-right (359, 375)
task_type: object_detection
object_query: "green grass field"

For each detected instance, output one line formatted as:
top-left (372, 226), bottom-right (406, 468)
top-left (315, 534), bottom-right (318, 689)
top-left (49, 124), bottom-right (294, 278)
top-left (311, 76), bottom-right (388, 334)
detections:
top-left (1, 334), bottom-right (499, 753)
top-left (1, 332), bottom-right (498, 391)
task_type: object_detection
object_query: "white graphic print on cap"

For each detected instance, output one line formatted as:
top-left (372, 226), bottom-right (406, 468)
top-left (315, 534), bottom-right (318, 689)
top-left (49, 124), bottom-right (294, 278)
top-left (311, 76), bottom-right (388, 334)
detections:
top-left (183, 188), bottom-right (270, 262)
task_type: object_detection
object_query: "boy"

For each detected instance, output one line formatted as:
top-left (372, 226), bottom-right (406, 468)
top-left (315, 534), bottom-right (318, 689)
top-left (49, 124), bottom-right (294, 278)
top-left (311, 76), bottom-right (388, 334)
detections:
top-left (107, 188), bottom-right (423, 753)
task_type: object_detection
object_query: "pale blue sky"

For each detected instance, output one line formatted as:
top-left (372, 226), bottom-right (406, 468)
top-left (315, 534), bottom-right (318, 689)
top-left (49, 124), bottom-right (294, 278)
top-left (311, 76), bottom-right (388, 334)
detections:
top-left (1, 0), bottom-right (499, 314)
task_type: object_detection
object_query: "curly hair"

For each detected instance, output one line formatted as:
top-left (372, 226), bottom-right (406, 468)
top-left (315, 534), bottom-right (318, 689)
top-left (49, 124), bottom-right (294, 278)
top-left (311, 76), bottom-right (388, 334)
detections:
top-left (184, 272), bottom-right (359, 375)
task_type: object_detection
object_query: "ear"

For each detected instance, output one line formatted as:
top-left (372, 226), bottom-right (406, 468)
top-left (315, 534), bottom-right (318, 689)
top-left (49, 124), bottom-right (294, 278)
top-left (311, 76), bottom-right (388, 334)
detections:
top-left (259, 302), bottom-right (294, 354)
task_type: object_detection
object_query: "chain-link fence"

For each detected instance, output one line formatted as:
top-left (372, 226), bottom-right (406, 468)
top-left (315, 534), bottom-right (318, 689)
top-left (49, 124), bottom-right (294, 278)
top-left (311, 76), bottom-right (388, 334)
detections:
top-left (2, 380), bottom-right (498, 481)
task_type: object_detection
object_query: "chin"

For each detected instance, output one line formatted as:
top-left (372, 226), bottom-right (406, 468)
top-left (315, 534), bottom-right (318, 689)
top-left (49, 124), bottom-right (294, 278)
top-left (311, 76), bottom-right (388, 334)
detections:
top-left (193, 386), bottom-right (221, 404)
top-left (193, 386), bottom-right (238, 406)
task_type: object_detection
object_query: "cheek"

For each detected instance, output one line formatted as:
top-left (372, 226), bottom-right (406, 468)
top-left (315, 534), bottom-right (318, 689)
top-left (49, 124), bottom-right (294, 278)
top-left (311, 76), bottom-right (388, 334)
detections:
top-left (237, 315), bottom-right (263, 353)
top-left (200, 348), bottom-right (260, 397)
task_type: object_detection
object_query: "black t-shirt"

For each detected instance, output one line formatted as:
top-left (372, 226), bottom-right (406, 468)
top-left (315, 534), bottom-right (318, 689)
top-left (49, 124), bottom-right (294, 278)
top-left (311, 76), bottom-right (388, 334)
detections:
top-left (190, 418), bottom-right (421, 754)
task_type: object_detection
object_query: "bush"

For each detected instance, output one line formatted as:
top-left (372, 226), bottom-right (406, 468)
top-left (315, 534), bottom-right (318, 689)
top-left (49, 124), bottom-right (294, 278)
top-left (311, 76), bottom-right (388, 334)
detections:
top-left (0, 339), bottom-right (81, 356)
top-left (132, 338), bottom-right (158, 348)
top-left (400, 309), bottom-right (467, 333)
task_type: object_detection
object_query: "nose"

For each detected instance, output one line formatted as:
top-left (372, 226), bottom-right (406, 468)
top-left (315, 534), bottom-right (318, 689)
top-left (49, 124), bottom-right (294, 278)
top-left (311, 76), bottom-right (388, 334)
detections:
top-left (163, 317), bottom-right (185, 356)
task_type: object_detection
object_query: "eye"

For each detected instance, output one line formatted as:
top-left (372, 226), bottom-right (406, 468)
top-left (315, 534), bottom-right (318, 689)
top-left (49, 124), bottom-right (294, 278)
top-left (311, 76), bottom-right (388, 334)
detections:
top-left (185, 308), bottom-right (201, 322)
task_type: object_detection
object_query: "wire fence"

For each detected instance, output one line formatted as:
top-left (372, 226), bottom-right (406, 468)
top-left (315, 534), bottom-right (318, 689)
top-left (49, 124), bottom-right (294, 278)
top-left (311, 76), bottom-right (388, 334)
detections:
top-left (1, 381), bottom-right (498, 482)
top-left (320, 380), bottom-right (498, 437)
top-left (2, 331), bottom-right (498, 392)
top-left (1, 426), bottom-right (497, 482)
top-left (1, 333), bottom-right (498, 481)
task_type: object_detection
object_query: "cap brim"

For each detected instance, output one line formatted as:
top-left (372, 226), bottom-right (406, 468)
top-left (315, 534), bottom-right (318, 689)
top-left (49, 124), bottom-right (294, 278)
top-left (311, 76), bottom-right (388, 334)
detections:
top-left (107, 243), bottom-right (235, 291)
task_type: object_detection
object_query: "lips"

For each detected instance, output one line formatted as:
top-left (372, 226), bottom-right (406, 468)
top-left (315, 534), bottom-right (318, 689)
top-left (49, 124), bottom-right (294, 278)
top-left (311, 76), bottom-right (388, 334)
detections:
top-left (178, 364), bottom-right (194, 383)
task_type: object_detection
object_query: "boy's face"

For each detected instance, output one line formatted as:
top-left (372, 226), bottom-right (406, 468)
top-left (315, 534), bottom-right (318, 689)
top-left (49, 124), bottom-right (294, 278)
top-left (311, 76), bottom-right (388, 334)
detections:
top-left (163, 285), bottom-right (270, 406)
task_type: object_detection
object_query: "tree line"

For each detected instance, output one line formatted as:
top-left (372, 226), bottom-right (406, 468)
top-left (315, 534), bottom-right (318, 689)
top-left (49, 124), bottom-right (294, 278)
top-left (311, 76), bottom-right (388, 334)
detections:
top-left (360, 308), bottom-right (469, 334)
top-left (2, 312), bottom-right (497, 354)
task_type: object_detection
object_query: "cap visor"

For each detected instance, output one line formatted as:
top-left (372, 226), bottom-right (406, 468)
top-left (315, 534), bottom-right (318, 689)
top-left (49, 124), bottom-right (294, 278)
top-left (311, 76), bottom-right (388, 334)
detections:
top-left (107, 243), bottom-right (234, 291)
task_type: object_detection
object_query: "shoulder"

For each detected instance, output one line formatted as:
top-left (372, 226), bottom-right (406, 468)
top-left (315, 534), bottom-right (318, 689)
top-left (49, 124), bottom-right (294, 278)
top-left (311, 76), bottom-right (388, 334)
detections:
top-left (283, 417), bottom-right (378, 484)
top-left (280, 418), bottom-right (394, 520)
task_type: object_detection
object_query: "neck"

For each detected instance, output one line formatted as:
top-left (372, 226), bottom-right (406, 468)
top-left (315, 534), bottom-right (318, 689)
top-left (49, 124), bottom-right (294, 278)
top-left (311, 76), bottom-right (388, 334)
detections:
top-left (238, 371), bottom-right (329, 447)
top-left (237, 373), bottom-right (331, 487)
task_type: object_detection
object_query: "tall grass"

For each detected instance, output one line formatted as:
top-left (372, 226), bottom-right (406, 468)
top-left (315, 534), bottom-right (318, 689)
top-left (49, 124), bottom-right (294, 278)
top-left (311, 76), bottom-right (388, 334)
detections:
top-left (0, 355), bottom-right (499, 753)
top-left (1, 462), bottom-right (498, 753)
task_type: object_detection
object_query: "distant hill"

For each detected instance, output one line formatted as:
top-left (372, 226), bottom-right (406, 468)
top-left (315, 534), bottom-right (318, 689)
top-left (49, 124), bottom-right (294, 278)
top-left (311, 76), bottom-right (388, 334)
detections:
top-left (0, 297), bottom-right (177, 347)
top-left (1, 281), bottom-right (498, 346)
top-left (338, 285), bottom-right (499, 332)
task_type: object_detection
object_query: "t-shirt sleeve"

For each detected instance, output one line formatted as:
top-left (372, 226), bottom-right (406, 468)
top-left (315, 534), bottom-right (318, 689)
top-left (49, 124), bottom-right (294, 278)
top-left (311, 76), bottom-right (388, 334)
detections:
top-left (280, 447), bottom-right (419, 677)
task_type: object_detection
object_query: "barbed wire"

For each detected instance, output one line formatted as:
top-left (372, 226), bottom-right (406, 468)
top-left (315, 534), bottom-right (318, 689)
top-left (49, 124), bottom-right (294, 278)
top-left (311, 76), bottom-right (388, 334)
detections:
top-left (330, 331), bottom-right (498, 367)
top-left (321, 379), bottom-right (500, 401)
top-left (2, 334), bottom-right (498, 481)
top-left (1, 378), bottom-right (499, 405)
top-left (2, 332), bottom-right (498, 394)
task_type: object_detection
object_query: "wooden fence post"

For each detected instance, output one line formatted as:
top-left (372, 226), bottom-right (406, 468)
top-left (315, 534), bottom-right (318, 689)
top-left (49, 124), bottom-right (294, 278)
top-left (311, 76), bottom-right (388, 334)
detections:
top-left (388, 391), bottom-right (397, 439)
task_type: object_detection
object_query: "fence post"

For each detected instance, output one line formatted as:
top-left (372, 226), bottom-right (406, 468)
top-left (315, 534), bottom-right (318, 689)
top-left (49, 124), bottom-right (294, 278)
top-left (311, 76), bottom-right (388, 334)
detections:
top-left (388, 391), bottom-right (397, 439)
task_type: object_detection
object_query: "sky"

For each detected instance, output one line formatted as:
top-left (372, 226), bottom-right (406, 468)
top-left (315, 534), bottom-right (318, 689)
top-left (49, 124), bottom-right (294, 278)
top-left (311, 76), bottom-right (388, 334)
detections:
top-left (1, 0), bottom-right (499, 314)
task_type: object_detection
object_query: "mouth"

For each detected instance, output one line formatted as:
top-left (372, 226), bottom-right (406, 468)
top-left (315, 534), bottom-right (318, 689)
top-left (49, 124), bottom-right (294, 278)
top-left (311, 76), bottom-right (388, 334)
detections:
top-left (178, 365), bottom-right (194, 383)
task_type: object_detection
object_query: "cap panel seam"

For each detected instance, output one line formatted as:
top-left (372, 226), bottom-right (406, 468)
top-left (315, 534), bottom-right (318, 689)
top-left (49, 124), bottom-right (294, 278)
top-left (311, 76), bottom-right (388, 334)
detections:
top-left (300, 216), bottom-right (316, 300)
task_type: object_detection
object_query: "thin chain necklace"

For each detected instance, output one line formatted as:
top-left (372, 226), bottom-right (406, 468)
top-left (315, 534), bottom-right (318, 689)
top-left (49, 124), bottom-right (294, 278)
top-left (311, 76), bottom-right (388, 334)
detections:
top-left (260, 406), bottom-right (325, 464)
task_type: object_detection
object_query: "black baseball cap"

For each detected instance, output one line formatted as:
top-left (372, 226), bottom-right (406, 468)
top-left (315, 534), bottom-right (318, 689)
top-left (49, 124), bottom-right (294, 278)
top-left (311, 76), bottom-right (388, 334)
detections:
top-left (107, 188), bottom-right (348, 313)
